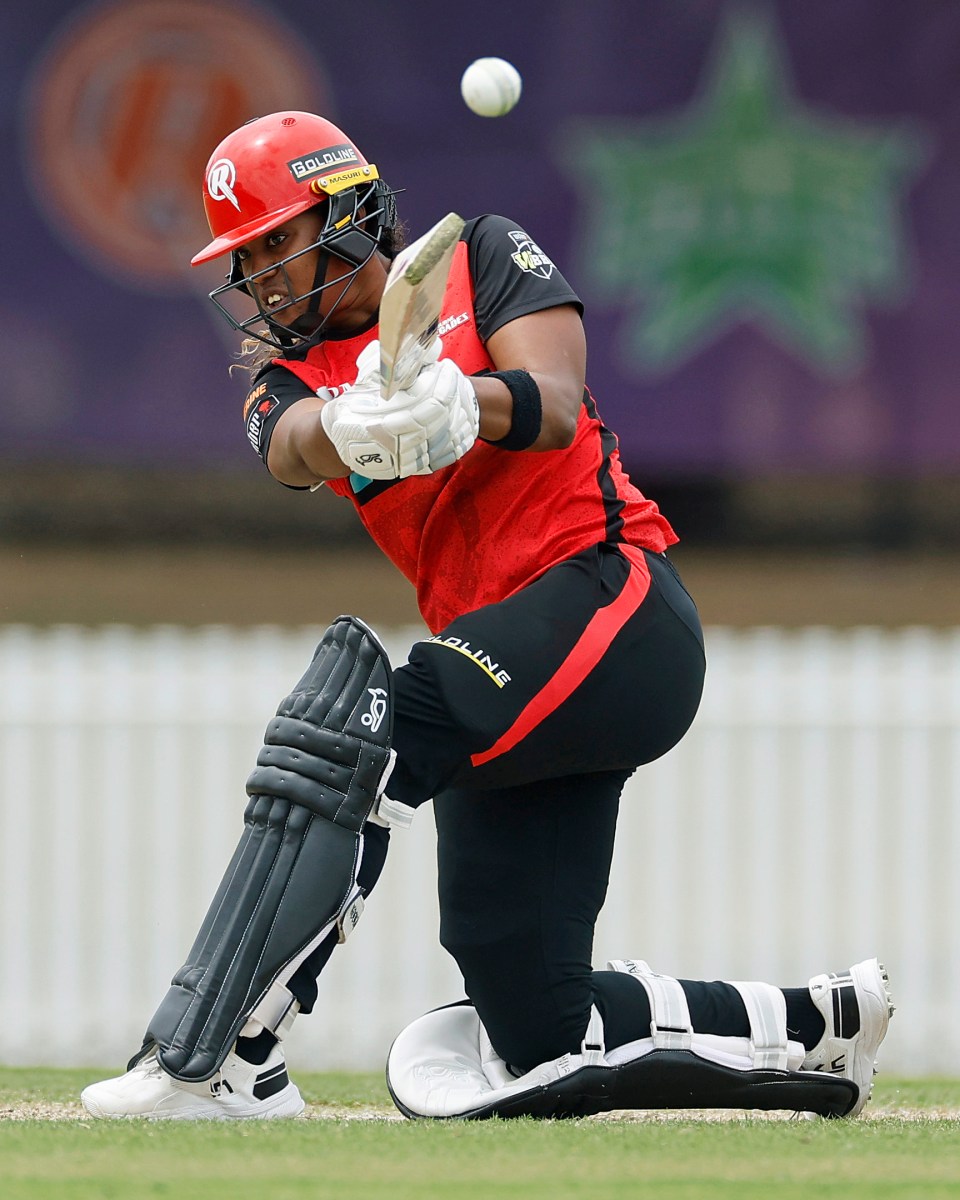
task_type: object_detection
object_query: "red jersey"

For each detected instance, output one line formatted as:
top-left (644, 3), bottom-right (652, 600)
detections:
top-left (244, 215), bottom-right (677, 633)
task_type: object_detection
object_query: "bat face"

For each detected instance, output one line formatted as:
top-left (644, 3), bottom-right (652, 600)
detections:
top-left (378, 212), bottom-right (464, 398)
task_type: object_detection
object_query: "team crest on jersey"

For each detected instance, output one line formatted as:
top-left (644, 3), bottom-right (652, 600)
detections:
top-left (243, 381), bottom-right (268, 420)
top-left (245, 394), bottom-right (280, 453)
top-left (508, 230), bottom-right (554, 279)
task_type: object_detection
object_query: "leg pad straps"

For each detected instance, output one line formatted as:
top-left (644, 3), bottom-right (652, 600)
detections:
top-left (607, 959), bottom-right (800, 1072)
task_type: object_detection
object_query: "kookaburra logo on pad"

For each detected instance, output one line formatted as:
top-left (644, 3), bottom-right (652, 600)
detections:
top-left (207, 158), bottom-right (240, 210)
top-left (361, 687), bottom-right (388, 733)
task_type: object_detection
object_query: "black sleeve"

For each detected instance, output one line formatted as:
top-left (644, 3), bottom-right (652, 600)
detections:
top-left (241, 362), bottom-right (314, 469)
top-left (466, 214), bottom-right (584, 342)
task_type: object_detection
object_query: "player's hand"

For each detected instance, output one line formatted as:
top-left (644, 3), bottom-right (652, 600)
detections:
top-left (401, 357), bottom-right (480, 470)
top-left (320, 370), bottom-right (476, 479)
top-left (321, 343), bottom-right (479, 479)
top-left (319, 380), bottom-right (391, 478)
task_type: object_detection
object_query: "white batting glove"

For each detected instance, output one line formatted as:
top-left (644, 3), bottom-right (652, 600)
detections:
top-left (321, 342), bottom-right (479, 479)
top-left (401, 357), bottom-right (480, 470)
top-left (319, 380), bottom-right (407, 478)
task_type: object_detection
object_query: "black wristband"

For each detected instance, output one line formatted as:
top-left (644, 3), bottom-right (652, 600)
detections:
top-left (481, 369), bottom-right (543, 451)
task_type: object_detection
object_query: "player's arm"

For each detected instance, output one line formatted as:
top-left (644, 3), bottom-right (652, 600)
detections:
top-left (464, 214), bottom-right (587, 452)
top-left (267, 397), bottom-right (351, 486)
top-left (242, 364), bottom-right (350, 487)
top-left (477, 303), bottom-right (585, 449)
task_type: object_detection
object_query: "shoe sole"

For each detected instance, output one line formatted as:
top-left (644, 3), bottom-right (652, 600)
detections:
top-left (846, 958), bottom-right (894, 1116)
top-left (81, 1083), bottom-right (305, 1121)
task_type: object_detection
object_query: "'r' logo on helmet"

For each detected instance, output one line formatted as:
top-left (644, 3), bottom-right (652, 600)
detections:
top-left (208, 158), bottom-right (240, 210)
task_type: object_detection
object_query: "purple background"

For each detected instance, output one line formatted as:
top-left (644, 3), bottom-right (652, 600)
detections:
top-left (3, 0), bottom-right (958, 476)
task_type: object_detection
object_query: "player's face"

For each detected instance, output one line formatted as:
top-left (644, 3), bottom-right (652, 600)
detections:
top-left (235, 209), bottom-right (358, 328)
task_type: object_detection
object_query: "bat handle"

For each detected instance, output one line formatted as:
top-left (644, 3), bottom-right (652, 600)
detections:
top-left (381, 337), bottom-right (440, 399)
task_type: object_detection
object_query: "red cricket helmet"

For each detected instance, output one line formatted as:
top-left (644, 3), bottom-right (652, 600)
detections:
top-left (191, 111), bottom-right (399, 348)
top-left (192, 111), bottom-right (380, 264)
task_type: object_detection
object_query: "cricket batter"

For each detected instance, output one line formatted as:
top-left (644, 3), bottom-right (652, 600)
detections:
top-left (82, 112), bottom-right (892, 1121)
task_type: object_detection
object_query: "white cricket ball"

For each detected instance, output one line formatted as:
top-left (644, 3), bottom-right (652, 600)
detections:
top-left (460, 57), bottom-right (522, 118)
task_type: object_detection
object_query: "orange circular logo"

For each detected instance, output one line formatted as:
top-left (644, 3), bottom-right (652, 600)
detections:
top-left (25, 0), bottom-right (328, 293)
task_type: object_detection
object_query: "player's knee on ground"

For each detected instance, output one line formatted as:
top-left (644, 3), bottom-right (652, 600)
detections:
top-left (437, 925), bottom-right (595, 1070)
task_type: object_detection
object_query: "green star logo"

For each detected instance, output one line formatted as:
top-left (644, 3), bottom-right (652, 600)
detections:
top-left (557, 7), bottom-right (926, 375)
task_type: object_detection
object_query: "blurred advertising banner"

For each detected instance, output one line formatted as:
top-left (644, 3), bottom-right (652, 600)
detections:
top-left (5, 0), bottom-right (955, 473)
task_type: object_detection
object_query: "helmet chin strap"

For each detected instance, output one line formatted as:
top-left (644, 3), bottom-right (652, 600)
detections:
top-left (283, 191), bottom-right (381, 344)
top-left (269, 260), bottom-right (375, 350)
top-left (303, 246), bottom-right (334, 325)
top-left (256, 238), bottom-right (335, 347)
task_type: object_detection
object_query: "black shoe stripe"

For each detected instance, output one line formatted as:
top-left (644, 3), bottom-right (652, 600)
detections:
top-left (832, 983), bottom-right (861, 1040)
top-left (253, 1065), bottom-right (290, 1101)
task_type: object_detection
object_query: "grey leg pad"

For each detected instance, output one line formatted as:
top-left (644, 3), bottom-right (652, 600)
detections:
top-left (140, 616), bottom-right (394, 1082)
top-left (434, 1050), bottom-right (859, 1120)
top-left (386, 1002), bottom-right (859, 1120)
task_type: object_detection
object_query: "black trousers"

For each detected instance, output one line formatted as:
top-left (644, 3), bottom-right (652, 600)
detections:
top-left (398, 544), bottom-right (727, 1069)
top-left (390, 543), bottom-right (706, 799)
top-left (291, 544), bottom-right (756, 1066)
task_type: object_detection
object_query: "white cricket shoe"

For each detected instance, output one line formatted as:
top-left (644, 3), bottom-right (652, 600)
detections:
top-left (803, 957), bottom-right (894, 1117)
top-left (81, 1043), bottom-right (305, 1120)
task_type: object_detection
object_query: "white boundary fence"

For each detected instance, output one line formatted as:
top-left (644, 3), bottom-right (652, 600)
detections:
top-left (1, 623), bottom-right (958, 1076)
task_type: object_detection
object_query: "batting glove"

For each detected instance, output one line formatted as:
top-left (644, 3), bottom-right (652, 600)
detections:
top-left (401, 357), bottom-right (480, 470)
top-left (321, 342), bottom-right (479, 479)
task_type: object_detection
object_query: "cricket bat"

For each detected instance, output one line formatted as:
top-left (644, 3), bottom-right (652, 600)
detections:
top-left (378, 211), bottom-right (465, 399)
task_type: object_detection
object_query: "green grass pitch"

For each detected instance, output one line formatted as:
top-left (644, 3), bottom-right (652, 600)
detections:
top-left (2, 1068), bottom-right (959, 1199)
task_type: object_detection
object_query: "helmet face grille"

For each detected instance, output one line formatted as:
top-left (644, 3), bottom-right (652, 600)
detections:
top-left (208, 179), bottom-right (394, 349)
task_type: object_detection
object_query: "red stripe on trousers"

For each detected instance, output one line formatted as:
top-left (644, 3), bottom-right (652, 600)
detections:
top-left (470, 545), bottom-right (652, 768)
